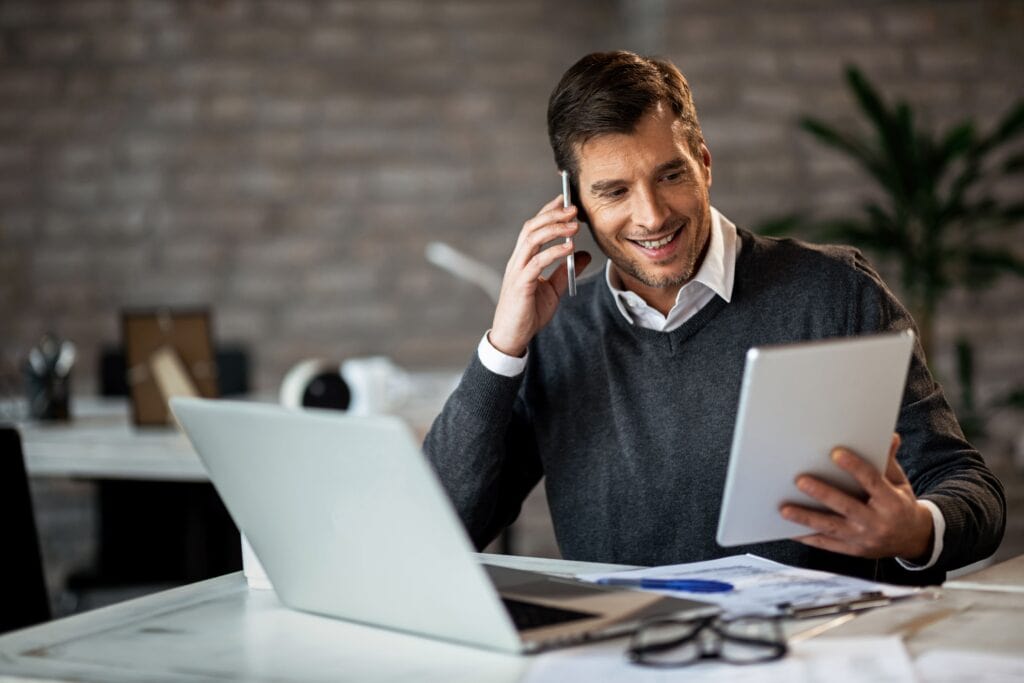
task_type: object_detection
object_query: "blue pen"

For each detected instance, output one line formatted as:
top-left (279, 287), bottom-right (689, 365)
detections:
top-left (597, 577), bottom-right (734, 593)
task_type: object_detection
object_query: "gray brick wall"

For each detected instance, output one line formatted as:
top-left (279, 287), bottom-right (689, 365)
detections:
top-left (2, 0), bottom-right (1022, 402)
top-left (3, 1), bottom-right (1023, 569)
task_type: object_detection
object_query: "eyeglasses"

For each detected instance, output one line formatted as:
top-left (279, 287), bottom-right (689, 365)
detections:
top-left (628, 615), bottom-right (787, 668)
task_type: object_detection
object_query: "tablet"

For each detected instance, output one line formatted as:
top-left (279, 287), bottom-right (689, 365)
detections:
top-left (716, 330), bottom-right (915, 547)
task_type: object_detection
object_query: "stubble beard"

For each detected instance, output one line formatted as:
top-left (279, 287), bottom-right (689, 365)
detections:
top-left (590, 215), bottom-right (708, 291)
top-left (615, 251), bottom-right (699, 290)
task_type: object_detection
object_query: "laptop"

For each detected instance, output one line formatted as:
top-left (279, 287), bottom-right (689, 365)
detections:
top-left (170, 398), bottom-right (718, 654)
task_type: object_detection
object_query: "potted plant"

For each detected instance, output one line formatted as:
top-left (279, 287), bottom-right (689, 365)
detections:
top-left (761, 66), bottom-right (1024, 438)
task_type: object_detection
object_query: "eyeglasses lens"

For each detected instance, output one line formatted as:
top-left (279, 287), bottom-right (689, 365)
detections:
top-left (630, 620), bottom-right (703, 666)
top-left (716, 618), bottom-right (785, 664)
top-left (631, 617), bottom-right (786, 667)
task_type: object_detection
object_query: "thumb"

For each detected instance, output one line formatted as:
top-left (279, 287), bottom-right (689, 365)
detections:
top-left (884, 433), bottom-right (909, 485)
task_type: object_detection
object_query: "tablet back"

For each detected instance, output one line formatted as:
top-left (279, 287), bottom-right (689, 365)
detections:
top-left (716, 330), bottom-right (915, 547)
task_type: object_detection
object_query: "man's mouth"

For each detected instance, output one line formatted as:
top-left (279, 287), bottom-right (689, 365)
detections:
top-left (628, 225), bottom-right (683, 251)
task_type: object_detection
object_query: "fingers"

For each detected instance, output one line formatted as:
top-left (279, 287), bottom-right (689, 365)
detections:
top-left (519, 200), bottom-right (577, 242)
top-left (781, 503), bottom-right (882, 559)
top-left (783, 434), bottom-right (925, 560)
top-left (792, 533), bottom-right (863, 557)
top-left (515, 239), bottom-right (577, 290)
top-left (509, 204), bottom-right (579, 275)
top-left (829, 447), bottom-right (888, 498)
top-left (547, 251), bottom-right (593, 296)
top-left (780, 503), bottom-right (850, 537)
top-left (540, 193), bottom-right (565, 213)
top-left (793, 475), bottom-right (867, 525)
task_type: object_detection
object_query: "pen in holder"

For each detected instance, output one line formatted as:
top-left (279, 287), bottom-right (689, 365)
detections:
top-left (23, 334), bottom-right (76, 421)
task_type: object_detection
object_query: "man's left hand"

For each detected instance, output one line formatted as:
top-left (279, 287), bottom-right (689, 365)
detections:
top-left (780, 434), bottom-right (934, 562)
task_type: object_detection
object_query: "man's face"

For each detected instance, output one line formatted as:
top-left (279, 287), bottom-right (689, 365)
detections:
top-left (575, 102), bottom-right (713, 298)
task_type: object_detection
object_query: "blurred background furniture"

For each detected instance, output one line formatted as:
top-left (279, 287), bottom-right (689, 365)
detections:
top-left (0, 427), bottom-right (51, 634)
top-left (61, 347), bottom-right (252, 609)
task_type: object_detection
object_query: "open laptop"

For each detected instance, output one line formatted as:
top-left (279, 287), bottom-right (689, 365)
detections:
top-left (170, 398), bottom-right (718, 654)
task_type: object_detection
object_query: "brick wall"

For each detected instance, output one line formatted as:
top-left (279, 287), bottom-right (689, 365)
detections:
top-left (2, 0), bottom-right (1023, 578)
top-left (3, 0), bottom-right (1022, 419)
top-left (0, 0), bottom-right (1019, 427)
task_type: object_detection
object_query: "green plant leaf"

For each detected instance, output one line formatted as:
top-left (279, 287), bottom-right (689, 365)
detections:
top-left (862, 202), bottom-right (906, 249)
top-left (955, 337), bottom-right (976, 413)
top-left (940, 122), bottom-right (976, 162)
top-left (798, 117), bottom-right (889, 183)
top-left (844, 66), bottom-right (925, 204)
top-left (996, 201), bottom-right (1024, 224)
top-left (752, 213), bottom-right (809, 237)
top-left (959, 247), bottom-right (1024, 288)
top-left (787, 65), bottom-right (1024, 355)
top-left (845, 66), bottom-right (894, 144)
top-left (1003, 152), bottom-right (1024, 174)
top-left (999, 386), bottom-right (1024, 410)
top-left (976, 100), bottom-right (1024, 153)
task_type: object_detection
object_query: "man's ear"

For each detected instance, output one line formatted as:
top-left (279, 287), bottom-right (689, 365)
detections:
top-left (700, 142), bottom-right (712, 189)
top-left (571, 179), bottom-right (591, 225)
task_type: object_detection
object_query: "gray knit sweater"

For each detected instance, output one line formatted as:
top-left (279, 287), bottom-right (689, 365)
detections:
top-left (424, 229), bottom-right (1005, 584)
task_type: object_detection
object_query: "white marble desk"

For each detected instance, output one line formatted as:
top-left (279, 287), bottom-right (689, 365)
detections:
top-left (2, 553), bottom-right (1022, 682)
top-left (0, 555), bottom-right (629, 683)
top-left (15, 397), bottom-right (205, 481)
top-left (822, 553), bottom-right (1024, 659)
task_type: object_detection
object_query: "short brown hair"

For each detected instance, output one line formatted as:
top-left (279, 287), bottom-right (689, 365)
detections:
top-left (547, 51), bottom-right (704, 198)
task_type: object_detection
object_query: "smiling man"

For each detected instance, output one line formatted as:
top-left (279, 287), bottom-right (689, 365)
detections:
top-left (424, 51), bottom-right (1005, 584)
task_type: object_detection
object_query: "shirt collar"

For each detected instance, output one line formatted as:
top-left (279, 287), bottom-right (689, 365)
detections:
top-left (604, 206), bottom-right (739, 323)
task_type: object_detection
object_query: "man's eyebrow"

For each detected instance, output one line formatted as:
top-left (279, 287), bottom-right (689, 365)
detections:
top-left (588, 158), bottom-right (688, 195)
top-left (655, 157), bottom-right (686, 175)
top-left (589, 178), bottom-right (624, 195)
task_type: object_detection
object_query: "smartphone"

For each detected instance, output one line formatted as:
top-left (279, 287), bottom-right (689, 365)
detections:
top-left (561, 170), bottom-right (577, 297)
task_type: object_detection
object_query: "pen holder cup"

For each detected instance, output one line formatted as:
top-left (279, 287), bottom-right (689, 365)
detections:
top-left (241, 534), bottom-right (273, 590)
top-left (25, 371), bottom-right (70, 421)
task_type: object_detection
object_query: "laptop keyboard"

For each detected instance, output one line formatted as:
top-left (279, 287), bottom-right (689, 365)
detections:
top-left (501, 598), bottom-right (597, 631)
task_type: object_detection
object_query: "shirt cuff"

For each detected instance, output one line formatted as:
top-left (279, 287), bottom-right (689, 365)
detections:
top-left (477, 331), bottom-right (528, 378)
top-left (896, 499), bottom-right (946, 571)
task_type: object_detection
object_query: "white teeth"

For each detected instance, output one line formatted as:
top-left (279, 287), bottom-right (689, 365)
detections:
top-left (635, 231), bottom-right (677, 249)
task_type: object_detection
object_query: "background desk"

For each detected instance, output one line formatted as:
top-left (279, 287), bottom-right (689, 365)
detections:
top-left (1, 554), bottom-right (1022, 682)
top-left (16, 373), bottom-right (457, 481)
top-left (17, 397), bottom-right (205, 481)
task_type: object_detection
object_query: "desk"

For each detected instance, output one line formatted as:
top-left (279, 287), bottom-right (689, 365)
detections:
top-left (15, 373), bottom-right (458, 482)
top-left (16, 397), bottom-right (205, 481)
top-left (1, 554), bottom-right (1022, 682)
top-left (0, 555), bottom-right (627, 683)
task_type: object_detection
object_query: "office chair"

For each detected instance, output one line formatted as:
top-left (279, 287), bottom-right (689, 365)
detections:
top-left (0, 427), bottom-right (51, 634)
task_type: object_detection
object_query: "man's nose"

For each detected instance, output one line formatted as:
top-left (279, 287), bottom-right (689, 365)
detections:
top-left (632, 184), bottom-right (669, 231)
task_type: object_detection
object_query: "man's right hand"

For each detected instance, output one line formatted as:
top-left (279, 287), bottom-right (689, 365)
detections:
top-left (488, 195), bottom-right (592, 358)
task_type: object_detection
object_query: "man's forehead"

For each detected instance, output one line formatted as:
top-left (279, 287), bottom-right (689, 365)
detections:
top-left (574, 121), bottom-right (695, 182)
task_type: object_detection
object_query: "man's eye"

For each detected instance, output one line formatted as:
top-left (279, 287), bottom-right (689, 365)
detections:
top-left (661, 172), bottom-right (682, 182)
top-left (606, 188), bottom-right (627, 198)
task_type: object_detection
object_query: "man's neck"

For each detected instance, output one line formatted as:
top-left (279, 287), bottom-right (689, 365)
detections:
top-left (614, 271), bottom-right (682, 316)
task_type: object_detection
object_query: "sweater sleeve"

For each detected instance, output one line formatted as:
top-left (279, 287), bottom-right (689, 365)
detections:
top-left (422, 352), bottom-right (544, 550)
top-left (849, 252), bottom-right (1006, 575)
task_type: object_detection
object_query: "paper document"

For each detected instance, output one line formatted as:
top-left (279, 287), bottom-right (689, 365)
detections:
top-left (522, 636), bottom-right (916, 683)
top-left (578, 554), bottom-right (919, 618)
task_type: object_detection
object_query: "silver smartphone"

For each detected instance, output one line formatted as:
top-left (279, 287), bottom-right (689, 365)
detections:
top-left (561, 170), bottom-right (576, 297)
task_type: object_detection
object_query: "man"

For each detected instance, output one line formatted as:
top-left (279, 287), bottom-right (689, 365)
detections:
top-left (424, 51), bottom-right (1005, 584)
